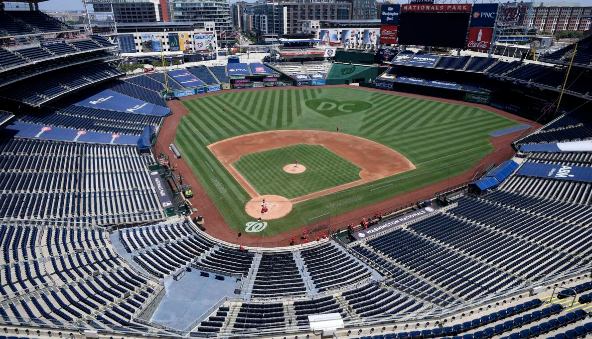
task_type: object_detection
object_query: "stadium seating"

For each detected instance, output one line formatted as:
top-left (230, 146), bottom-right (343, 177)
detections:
top-left (208, 66), bottom-right (230, 84)
top-left (0, 48), bottom-right (27, 69)
top-left (124, 75), bottom-right (166, 92)
top-left (542, 35), bottom-right (592, 68)
top-left (0, 221), bottom-right (162, 332)
top-left (434, 56), bottom-right (471, 70)
top-left (0, 110), bottom-right (14, 128)
top-left (3, 63), bottom-right (122, 106)
top-left (464, 56), bottom-right (498, 73)
top-left (187, 65), bottom-right (220, 85)
top-left (251, 253), bottom-right (307, 298)
top-left (0, 11), bottom-right (70, 37)
top-left (108, 81), bottom-right (168, 107)
top-left (17, 104), bottom-right (162, 136)
top-left (300, 242), bottom-right (372, 292)
top-left (0, 138), bottom-right (164, 225)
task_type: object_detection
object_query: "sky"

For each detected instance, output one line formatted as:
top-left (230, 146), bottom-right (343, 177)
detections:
top-left (37, 0), bottom-right (592, 11)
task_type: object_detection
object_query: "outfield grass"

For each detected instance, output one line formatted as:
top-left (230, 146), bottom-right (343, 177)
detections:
top-left (176, 87), bottom-right (516, 236)
top-left (234, 144), bottom-right (360, 199)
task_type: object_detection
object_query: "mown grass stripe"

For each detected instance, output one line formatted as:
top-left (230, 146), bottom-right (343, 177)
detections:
top-left (177, 87), bottom-right (516, 236)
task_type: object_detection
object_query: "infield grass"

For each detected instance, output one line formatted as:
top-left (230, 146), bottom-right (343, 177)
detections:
top-left (175, 87), bottom-right (517, 237)
top-left (234, 144), bottom-right (360, 199)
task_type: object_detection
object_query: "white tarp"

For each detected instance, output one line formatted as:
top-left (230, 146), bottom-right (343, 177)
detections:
top-left (557, 140), bottom-right (592, 152)
top-left (308, 313), bottom-right (344, 332)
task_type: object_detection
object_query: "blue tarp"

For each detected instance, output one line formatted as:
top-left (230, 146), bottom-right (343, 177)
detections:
top-left (249, 63), bottom-right (273, 75)
top-left (138, 126), bottom-right (154, 151)
top-left (472, 160), bottom-right (518, 191)
top-left (167, 69), bottom-right (206, 88)
top-left (486, 160), bottom-right (519, 182)
top-left (489, 124), bottom-right (531, 137)
top-left (226, 63), bottom-right (251, 77)
top-left (517, 162), bottom-right (592, 183)
top-left (76, 89), bottom-right (170, 117)
top-left (6, 121), bottom-right (141, 145)
top-left (474, 177), bottom-right (500, 191)
top-left (519, 143), bottom-right (562, 152)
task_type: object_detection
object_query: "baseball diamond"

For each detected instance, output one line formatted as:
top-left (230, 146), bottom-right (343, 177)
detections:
top-left (234, 144), bottom-right (362, 199)
top-left (175, 87), bottom-right (518, 236)
top-left (4, 5), bottom-right (592, 338)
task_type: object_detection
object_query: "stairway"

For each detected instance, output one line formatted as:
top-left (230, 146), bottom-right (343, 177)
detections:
top-left (241, 252), bottom-right (262, 300)
top-left (292, 251), bottom-right (318, 295)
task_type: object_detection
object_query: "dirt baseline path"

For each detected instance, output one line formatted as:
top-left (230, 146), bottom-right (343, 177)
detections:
top-left (208, 130), bottom-right (415, 203)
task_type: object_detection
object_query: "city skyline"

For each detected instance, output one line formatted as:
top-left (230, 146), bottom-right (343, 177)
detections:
top-left (37, 0), bottom-right (592, 12)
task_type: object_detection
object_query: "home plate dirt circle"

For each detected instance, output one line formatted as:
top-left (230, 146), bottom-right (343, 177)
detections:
top-left (283, 164), bottom-right (307, 174)
top-left (245, 195), bottom-right (293, 220)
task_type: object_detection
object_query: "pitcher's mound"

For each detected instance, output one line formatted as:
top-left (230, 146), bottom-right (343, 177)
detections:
top-left (245, 195), bottom-right (293, 220)
top-left (283, 164), bottom-right (306, 174)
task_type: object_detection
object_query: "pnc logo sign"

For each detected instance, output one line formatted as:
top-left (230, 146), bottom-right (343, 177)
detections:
top-left (473, 11), bottom-right (495, 19)
top-left (306, 99), bottom-right (372, 117)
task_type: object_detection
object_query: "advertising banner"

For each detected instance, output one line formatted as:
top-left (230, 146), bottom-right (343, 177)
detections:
top-left (250, 63), bottom-right (272, 75)
top-left (173, 89), bottom-right (195, 97)
top-left (401, 4), bottom-right (472, 13)
top-left (392, 53), bottom-right (414, 64)
top-left (375, 80), bottom-right (394, 89)
top-left (467, 27), bottom-right (493, 50)
top-left (319, 28), bottom-right (379, 48)
top-left (470, 3), bottom-right (499, 27)
top-left (207, 84), bottom-right (221, 92)
top-left (319, 29), bottom-right (341, 46)
top-left (363, 29), bottom-right (378, 46)
top-left (517, 162), bottom-right (592, 183)
top-left (227, 63), bottom-right (251, 77)
top-left (179, 32), bottom-right (191, 52)
top-left (324, 48), bottom-right (336, 58)
top-left (141, 34), bottom-right (162, 52)
top-left (353, 207), bottom-right (436, 240)
top-left (376, 47), bottom-right (398, 63)
top-left (381, 4), bottom-right (401, 25)
top-left (380, 25), bottom-right (398, 45)
top-left (150, 171), bottom-right (173, 208)
top-left (168, 33), bottom-right (180, 51)
top-left (194, 33), bottom-right (217, 52)
top-left (406, 54), bottom-right (439, 67)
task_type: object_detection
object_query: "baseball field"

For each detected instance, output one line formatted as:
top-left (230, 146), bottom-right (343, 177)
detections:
top-left (175, 87), bottom-right (517, 236)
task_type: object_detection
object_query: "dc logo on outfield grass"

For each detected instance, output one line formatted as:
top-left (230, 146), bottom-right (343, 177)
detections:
top-left (245, 221), bottom-right (267, 233)
top-left (306, 99), bottom-right (372, 117)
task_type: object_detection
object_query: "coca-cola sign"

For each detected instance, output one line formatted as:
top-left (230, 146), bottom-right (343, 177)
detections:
top-left (467, 27), bottom-right (493, 50)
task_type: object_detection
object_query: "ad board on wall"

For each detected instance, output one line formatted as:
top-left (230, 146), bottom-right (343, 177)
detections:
top-left (179, 32), bottom-right (191, 52)
top-left (470, 3), bottom-right (499, 27)
top-left (467, 27), bottom-right (493, 50)
top-left (381, 4), bottom-right (400, 25)
top-left (168, 33), bottom-right (180, 51)
top-left (380, 25), bottom-right (398, 45)
top-left (319, 28), bottom-right (380, 49)
top-left (141, 34), bottom-right (162, 52)
top-left (194, 33), bottom-right (217, 52)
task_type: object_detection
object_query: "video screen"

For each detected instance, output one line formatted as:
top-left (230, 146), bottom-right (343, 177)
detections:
top-left (398, 12), bottom-right (471, 48)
